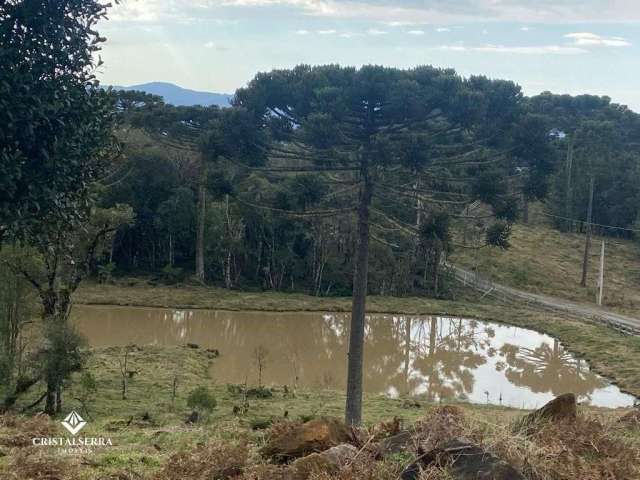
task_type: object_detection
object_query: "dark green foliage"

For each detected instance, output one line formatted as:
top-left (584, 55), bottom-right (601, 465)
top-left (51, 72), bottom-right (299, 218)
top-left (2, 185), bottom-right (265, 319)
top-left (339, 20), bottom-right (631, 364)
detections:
top-left (103, 67), bottom-right (640, 300)
top-left (37, 322), bottom-right (87, 393)
top-left (0, 0), bottom-right (116, 237)
top-left (529, 93), bottom-right (640, 236)
top-left (486, 221), bottom-right (511, 249)
top-left (472, 170), bottom-right (507, 205)
top-left (246, 386), bottom-right (274, 399)
top-left (0, 248), bottom-right (37, 400)
top-left (161, 264), bottom-right (185, 285)
top-left (187, 386), bottom-right (217, 412)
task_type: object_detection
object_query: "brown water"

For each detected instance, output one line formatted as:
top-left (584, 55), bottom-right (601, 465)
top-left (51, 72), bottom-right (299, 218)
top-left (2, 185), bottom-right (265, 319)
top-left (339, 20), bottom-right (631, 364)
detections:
top-left (72, 305), bottom-right (636, 409)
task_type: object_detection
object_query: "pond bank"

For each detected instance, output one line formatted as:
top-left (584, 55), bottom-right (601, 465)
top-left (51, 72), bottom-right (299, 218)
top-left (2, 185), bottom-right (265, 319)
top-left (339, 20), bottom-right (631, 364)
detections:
top-left (74, 280), bottom-right (640, 400)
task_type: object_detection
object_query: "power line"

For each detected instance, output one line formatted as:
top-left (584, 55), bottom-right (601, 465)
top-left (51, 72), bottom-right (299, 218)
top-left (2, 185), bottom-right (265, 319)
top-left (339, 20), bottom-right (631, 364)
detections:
top-left (539, 211), bottom-right (640, 233)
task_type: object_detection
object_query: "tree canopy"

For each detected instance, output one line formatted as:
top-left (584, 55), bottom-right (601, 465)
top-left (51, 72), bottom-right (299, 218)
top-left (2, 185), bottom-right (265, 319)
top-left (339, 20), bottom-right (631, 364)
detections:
top-left (0, 0), bottom-right (115, 239)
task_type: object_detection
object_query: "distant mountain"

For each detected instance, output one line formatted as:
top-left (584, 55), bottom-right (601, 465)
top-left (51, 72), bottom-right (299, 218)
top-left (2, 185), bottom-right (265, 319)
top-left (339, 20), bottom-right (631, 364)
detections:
top-left (110, 82), bottom-right (232, 107)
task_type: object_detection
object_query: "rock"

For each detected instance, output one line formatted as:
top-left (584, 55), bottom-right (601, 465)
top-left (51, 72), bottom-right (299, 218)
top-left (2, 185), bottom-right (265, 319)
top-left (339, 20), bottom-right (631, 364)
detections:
top-left (261, 417), bottom-right (352, 460)
top-left (288, 444), bottom-right (358, 480)
top-left (321, 443), bottom-right (358, 465)
top-left (519, 393), bottom-right (577, 431)
top-left (375, 430), bottom-right (412, 459)
top-left (186, 343), bottom-right (199, 349)
top-left (401, 439), bottom-right (524, 480)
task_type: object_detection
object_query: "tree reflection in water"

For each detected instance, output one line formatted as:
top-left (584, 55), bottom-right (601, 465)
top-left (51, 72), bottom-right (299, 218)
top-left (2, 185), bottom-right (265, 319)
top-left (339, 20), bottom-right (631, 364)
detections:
top-left (383, 316), bottom-right (491, 401)
top-left (72, 306), bottom-right (635, 408)
top-left (498, 339), bottom-right (604, 400)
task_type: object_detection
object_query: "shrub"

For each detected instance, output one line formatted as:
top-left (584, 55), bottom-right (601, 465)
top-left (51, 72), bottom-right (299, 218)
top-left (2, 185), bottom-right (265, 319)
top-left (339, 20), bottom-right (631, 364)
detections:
top-left (187, 386), bottom-right (217, 412)
top-left (97, 262), bottom-right (117, 283)
top-left (161, 264), bottom-right (184, 285)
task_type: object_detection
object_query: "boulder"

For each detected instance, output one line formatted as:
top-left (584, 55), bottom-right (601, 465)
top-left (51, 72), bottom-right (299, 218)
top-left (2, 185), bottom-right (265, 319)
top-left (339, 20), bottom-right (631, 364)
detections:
top-left (518, 393), bottom-right (577, 431)
top-left (401, 439), bottom-right (524, 480)
top-left (287, 444), bottom-right (358, 480)
top-left (261, 417), bottom-right (352, 460)
top-left (375, 430), bottom-right (412, 459)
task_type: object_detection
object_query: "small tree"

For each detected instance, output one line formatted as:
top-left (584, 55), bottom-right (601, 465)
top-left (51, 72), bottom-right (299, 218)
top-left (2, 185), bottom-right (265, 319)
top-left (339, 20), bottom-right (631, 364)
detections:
top-left (187, 386), bottom-right (217, 415)
top-left (4, 205), bottom-right (134, 414)
top-left (0, 247), bottom-right (37, 410)
top-left (75, 372), bottom-right (97, 420)
top-left (252, 346), bottom-right (269, 387)
top-left (118, 345), bottom-right (134, 400)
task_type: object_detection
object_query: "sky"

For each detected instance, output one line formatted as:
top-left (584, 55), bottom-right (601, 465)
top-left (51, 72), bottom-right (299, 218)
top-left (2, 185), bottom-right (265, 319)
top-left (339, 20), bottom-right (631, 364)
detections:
top-left (97, 0), bottom-right (640, 111)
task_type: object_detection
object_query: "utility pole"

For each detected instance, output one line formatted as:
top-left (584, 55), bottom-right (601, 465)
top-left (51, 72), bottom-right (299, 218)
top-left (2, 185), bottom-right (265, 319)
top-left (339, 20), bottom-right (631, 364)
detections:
top-left (564, 136), bottom-right (574, 232)
top-left (580, 176), bottom-right (595, 287)
top-left (597, 239), bottom-right (605, 306)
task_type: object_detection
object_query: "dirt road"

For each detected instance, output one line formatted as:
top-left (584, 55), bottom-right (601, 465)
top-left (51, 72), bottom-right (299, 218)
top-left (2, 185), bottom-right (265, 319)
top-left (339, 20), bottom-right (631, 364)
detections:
top-left (449, 263), bottom-right (640, 334)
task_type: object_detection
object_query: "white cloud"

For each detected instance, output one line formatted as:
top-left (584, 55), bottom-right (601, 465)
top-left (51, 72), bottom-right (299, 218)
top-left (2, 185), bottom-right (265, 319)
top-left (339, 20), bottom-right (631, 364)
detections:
top-left (564, 32), bottom-right (631, 47)
top-left (339, 32), bottom-right (356, 38)
top-left (367, 28), bottom-right (388, 35)
top-left (318, 29), bottom-right (337, 34)
top-left (520, 26), bottom-right (530, 31)
top-left (108, 0), bottom-right (640, 25)
top-left (295, 29), bottom-right (310, 35)
top-left (435, 27), bottom-right (450, 32)
top-left (203, 41), bottom-right (230, 51)
top-left (383, 21), bottom-right (419, 27)
top-left (436, 44), bottom-right (589, 55)
top-left (437, 45), bottom-right (466, 52)
top-left (407, 30), bottom-right (425, 36)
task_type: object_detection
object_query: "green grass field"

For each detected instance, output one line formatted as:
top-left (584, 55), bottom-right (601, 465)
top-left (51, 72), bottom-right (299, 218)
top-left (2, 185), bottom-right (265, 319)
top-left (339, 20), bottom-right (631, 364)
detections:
top-left (2, 343), bottom-right (639, 480)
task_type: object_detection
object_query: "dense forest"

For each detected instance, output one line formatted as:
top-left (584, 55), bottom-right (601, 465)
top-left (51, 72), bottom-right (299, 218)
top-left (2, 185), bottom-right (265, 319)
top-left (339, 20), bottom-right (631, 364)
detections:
top-left (102, 87), bottom-right (640, 299)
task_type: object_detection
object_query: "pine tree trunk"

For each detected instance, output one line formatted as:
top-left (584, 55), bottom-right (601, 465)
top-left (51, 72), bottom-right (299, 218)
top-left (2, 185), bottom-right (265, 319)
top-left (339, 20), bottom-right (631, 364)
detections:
top-left (55, 384), bottom-right (62, 413)
top-left (581, 177), bottom-right (595, 287)
top-left (522, 194), bottom-right (529, 224)
top-left (345, 169), bottom-right (372, 427)
top-left (45, 380), bottom-right (56, 415)
top-left (195, 163), bottom-right (207, 283)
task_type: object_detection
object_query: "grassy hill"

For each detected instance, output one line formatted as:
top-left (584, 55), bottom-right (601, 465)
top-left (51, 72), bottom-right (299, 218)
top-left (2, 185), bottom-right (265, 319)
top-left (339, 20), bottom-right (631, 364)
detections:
top-left (2, 344), bottom-right (639, 480)
top-left (450, 206), bottom-right (640, 317)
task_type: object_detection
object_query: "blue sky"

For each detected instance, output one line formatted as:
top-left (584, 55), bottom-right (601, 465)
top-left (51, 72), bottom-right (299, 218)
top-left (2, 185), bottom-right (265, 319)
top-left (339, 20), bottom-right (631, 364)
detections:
top-left (98, 0), bottom-right (640, 111)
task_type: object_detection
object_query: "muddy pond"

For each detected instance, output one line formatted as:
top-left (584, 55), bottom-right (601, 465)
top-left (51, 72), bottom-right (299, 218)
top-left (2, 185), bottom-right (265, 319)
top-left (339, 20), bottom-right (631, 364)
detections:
top-left (72, 305), bottom-right (635, 409)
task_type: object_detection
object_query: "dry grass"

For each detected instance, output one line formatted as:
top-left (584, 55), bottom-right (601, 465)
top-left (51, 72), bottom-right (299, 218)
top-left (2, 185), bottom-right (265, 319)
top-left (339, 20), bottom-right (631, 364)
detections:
top-left (451, 207), bottom-right (640, 317)
top-left (0, 413), bottom-right (55, 448)
top-left (441, 406), bottom-right (640, 480)
top-left (307, 456), bottom-right (400, 480)
top-left (0, 448), bottom-right (80, 480)
top-left (1, 405), bottom-right (639, 480)
top-left (153, 440), bottom-right (248, 480)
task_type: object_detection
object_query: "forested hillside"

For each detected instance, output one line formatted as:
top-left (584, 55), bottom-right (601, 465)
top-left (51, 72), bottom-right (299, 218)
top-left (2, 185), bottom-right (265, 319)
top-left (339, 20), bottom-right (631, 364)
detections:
top-left (100, 87), bottom-right (640, 302)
